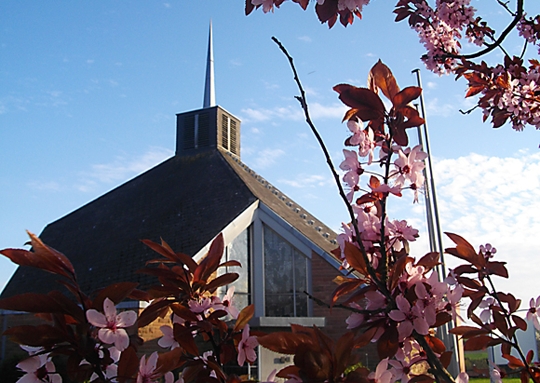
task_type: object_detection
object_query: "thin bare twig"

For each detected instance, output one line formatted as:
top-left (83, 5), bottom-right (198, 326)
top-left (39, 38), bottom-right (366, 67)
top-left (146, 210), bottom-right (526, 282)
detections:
top-left (441, 0), bottom-right (523, 60)
top-left (271, 36), bottom-right (387, 295)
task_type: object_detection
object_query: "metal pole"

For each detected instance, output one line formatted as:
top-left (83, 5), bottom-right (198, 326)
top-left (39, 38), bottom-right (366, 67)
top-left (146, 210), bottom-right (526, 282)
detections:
top-left (412, 68), bottom-right (464, 376)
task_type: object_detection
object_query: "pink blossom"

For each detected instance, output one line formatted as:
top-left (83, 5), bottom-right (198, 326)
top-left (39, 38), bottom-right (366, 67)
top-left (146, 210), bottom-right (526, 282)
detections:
top-left (237, 324), bottom-right (258, 366)
top-left (261, 369), bottom-right (277, 383)
top-left (365, 290), bottom-right (387, 310)
top-left (393, 145), bottom-right (426, 187)
top-left (346, 303), bottom-right (364, 329)
top-left (251, 0), bottom-right (276, 13)
top-left (446, 284), bottom-right (464, 321)
top-left (347, 119), bottom-right (365, 146)
top-left (369, 182), bottom-right (402, 197)
top-left (188, 297), bottom-right (215, 314)
top-left (16, 353), bottom-right (62, 383)
top-left (456, 372), bottom-right (469, 383)
top-left (137, 352), bottom-right (160, 383)
top-left (82, 346), bottom-right (120, 382)
top-left (478, 297), bottom-right (496, 323)
top-left (526, 296), bottom-right (540, 331)
top-left (388, 220), bottom-right (419, 251)
top-left (165, 371), bottom-right (184, 383)
top-left (389, 295), bottom-right (429, 339)
top-left (368, 358), bottom-right (394, 383)
top-left (158, 314), bottom-right (184, 350)
top-left (215, 286), bottom-right (240, 319)
top-left (86, 297), bottom-right (137, 351)
top-left (340, 149), bottom-right (362, 201)
top-left (479, 243), bottom-right (496, 259)
top-left (413, 282), bottom-right (437, 326)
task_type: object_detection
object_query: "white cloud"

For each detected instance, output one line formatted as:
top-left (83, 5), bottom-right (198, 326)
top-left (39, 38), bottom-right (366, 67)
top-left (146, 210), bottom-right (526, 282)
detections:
top-left (412, 150), bottom-right (540, 302)
top-left (278, 174), bottom-right (332, 188)
top-left (426, 81), bottom-right (438, 89)
top-left (28, 180), bottom-right (62, 191)
top-left (240, 102), bottom-right (345, 123)
top-left (298, 35), bottom-right (312, 43)
top-left (76, 147), bottom-right (173, 191)
top-left (310, 102), bottom-right (347, 120)
top-left (250, 148), bottom-right (285, 169)
top-left (425, 97), bottom-right (458, 117)
top-left (229, 59), bottom-right (242, 67)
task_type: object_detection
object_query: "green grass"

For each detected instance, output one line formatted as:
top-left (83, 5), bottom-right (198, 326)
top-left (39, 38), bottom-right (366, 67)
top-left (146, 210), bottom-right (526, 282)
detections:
top-left (470, 379), bottom-right (522, 383)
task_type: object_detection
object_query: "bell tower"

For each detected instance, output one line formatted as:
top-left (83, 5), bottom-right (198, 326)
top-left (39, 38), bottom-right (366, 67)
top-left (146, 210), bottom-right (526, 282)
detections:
top-left (175, 21), bottom-right (241, 158)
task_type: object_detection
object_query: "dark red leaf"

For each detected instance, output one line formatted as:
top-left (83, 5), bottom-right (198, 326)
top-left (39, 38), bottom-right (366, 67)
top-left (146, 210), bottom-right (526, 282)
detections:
top-left (416, 252), bottom-right (440, 271)
top-left (440, 351), bottom-right (453, 369)
top-left (234, 304), bottom-right (255, 332)
top-left (138, 299), bottom-right (171, 328)
top-left (392, 86), bottom-right (422, 109)
top-left (487, 261), bottom-right (509, 278)
top-left (333, 84), bottom-right (385, 122)
top-left (354, 326), bottom-right (378, 348)
top-left (48, 290), bottom-right (86, 323)
top-left (193, 233), bottom-right (224, 285)
top-left (93, 282), bottom-right (138, 310)
top-left (368, 60), bottom-right (400, 101)
top-left (170, 303), bottom-right (200, 322)
top-left (343, 242), bottom-right (368, 275)
top-left (425, 335), bottom-right (446, 354)
top-left (464, 335), bottom-right (493, 351)
top-left (335, 332), bottom-right (355, 377)
top-left (527, 349), bottom-right (534, 364)
top-left (315, 0), bottom-right (338, 25)
top-left (204, 273), bottom-right (238, 293)
top-left (409, 374), bottom-right (436, 383)
top-left (257, 332), bottom-right (313, 354)
top-left (449, 325), bottom-right (490, 338)
top-left (433, 312), bottom-right (452, 327)
top-left (27, 231), bottom-right (75, 279)
top-left (377, 325), bottom-right (398, 359)
top-left (502, 353), bottom-right (525, 369)
top-left (141, 239), bottom-right (197, 272)
top-left (445, 232), bottom-right (485, 268)
top-left (493, 310), bottom-right (508, 337)
top-left (331, 279), bottom-right (364, 307)
top-left (156, 348), bottom-right (185, 375)
top-left (219, 260), bottom-right (242, 268)
top-left (512, 315), bottom-right (527, 331)
top-left (174, 324), bottom-right (199, 356)
top-left (245, 0), bottom-right (255, 15)
top-left (117, 346), bottom-right (139, 383)
top-left (4, 324), bottom-right (68, 347)
top-left (0, 293), bottom-right (65, 314)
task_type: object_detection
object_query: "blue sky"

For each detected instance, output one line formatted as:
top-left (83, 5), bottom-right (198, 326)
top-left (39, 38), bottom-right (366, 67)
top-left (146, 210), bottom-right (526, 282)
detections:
top-left (1, 1), bottom-right (540, 303)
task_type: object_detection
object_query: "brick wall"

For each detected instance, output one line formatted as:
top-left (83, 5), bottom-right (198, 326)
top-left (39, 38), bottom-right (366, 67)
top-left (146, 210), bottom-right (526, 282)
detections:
top-left (310, 251), bottom-right (379, 370)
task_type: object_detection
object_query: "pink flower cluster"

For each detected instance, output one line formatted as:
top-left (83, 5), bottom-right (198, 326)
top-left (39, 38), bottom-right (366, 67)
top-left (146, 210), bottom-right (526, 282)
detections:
top-left (518, 14), bottom-right (540, 54)
top-left (317, 0), bottom-right (370, 12)
top-left (407, 0), bottom-right (486, 74)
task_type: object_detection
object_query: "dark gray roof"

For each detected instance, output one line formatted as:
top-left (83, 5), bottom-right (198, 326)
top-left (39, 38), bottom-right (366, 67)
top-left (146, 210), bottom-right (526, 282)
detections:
top-left (1, 149), bottom-right (338, 298)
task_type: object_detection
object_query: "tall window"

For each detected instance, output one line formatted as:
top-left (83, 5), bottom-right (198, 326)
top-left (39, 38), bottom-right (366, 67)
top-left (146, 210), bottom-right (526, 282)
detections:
top-left (263, 225), bottom-right (308, 317)
top-left (218, 227), bottom-right (251, 313)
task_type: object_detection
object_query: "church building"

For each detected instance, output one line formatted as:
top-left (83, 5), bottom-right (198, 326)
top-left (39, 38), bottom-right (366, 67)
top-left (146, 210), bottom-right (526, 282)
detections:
top-left (0, 24), bottom-right (372, 379)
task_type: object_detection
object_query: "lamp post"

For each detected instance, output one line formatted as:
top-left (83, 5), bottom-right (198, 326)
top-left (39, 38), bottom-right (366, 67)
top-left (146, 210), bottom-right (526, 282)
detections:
top-left (412, 68), bottom-right (465, 377)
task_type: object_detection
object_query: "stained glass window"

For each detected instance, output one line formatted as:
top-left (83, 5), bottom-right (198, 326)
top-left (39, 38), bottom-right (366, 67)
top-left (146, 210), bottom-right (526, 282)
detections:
top-left (263, 225), bottom-right (308, 317)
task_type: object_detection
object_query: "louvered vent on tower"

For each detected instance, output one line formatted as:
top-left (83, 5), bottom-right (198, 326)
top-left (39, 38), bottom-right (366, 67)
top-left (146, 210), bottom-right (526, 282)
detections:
top-left (221, 114), bottom-right (229, 151)
top-left (183, 115), bottom-right (196, 150)
top-left (176, 106), bottom-right (241, 158)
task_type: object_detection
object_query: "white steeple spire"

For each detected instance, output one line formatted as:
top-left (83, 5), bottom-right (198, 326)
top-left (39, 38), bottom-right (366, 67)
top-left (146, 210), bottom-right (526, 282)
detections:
top-left (203, 20), bottom-right (215, 108)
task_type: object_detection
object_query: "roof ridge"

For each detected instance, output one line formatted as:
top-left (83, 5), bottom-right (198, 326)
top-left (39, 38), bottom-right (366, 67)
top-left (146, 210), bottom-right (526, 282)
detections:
top-left (219, 149), bottom-right (338, 248)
